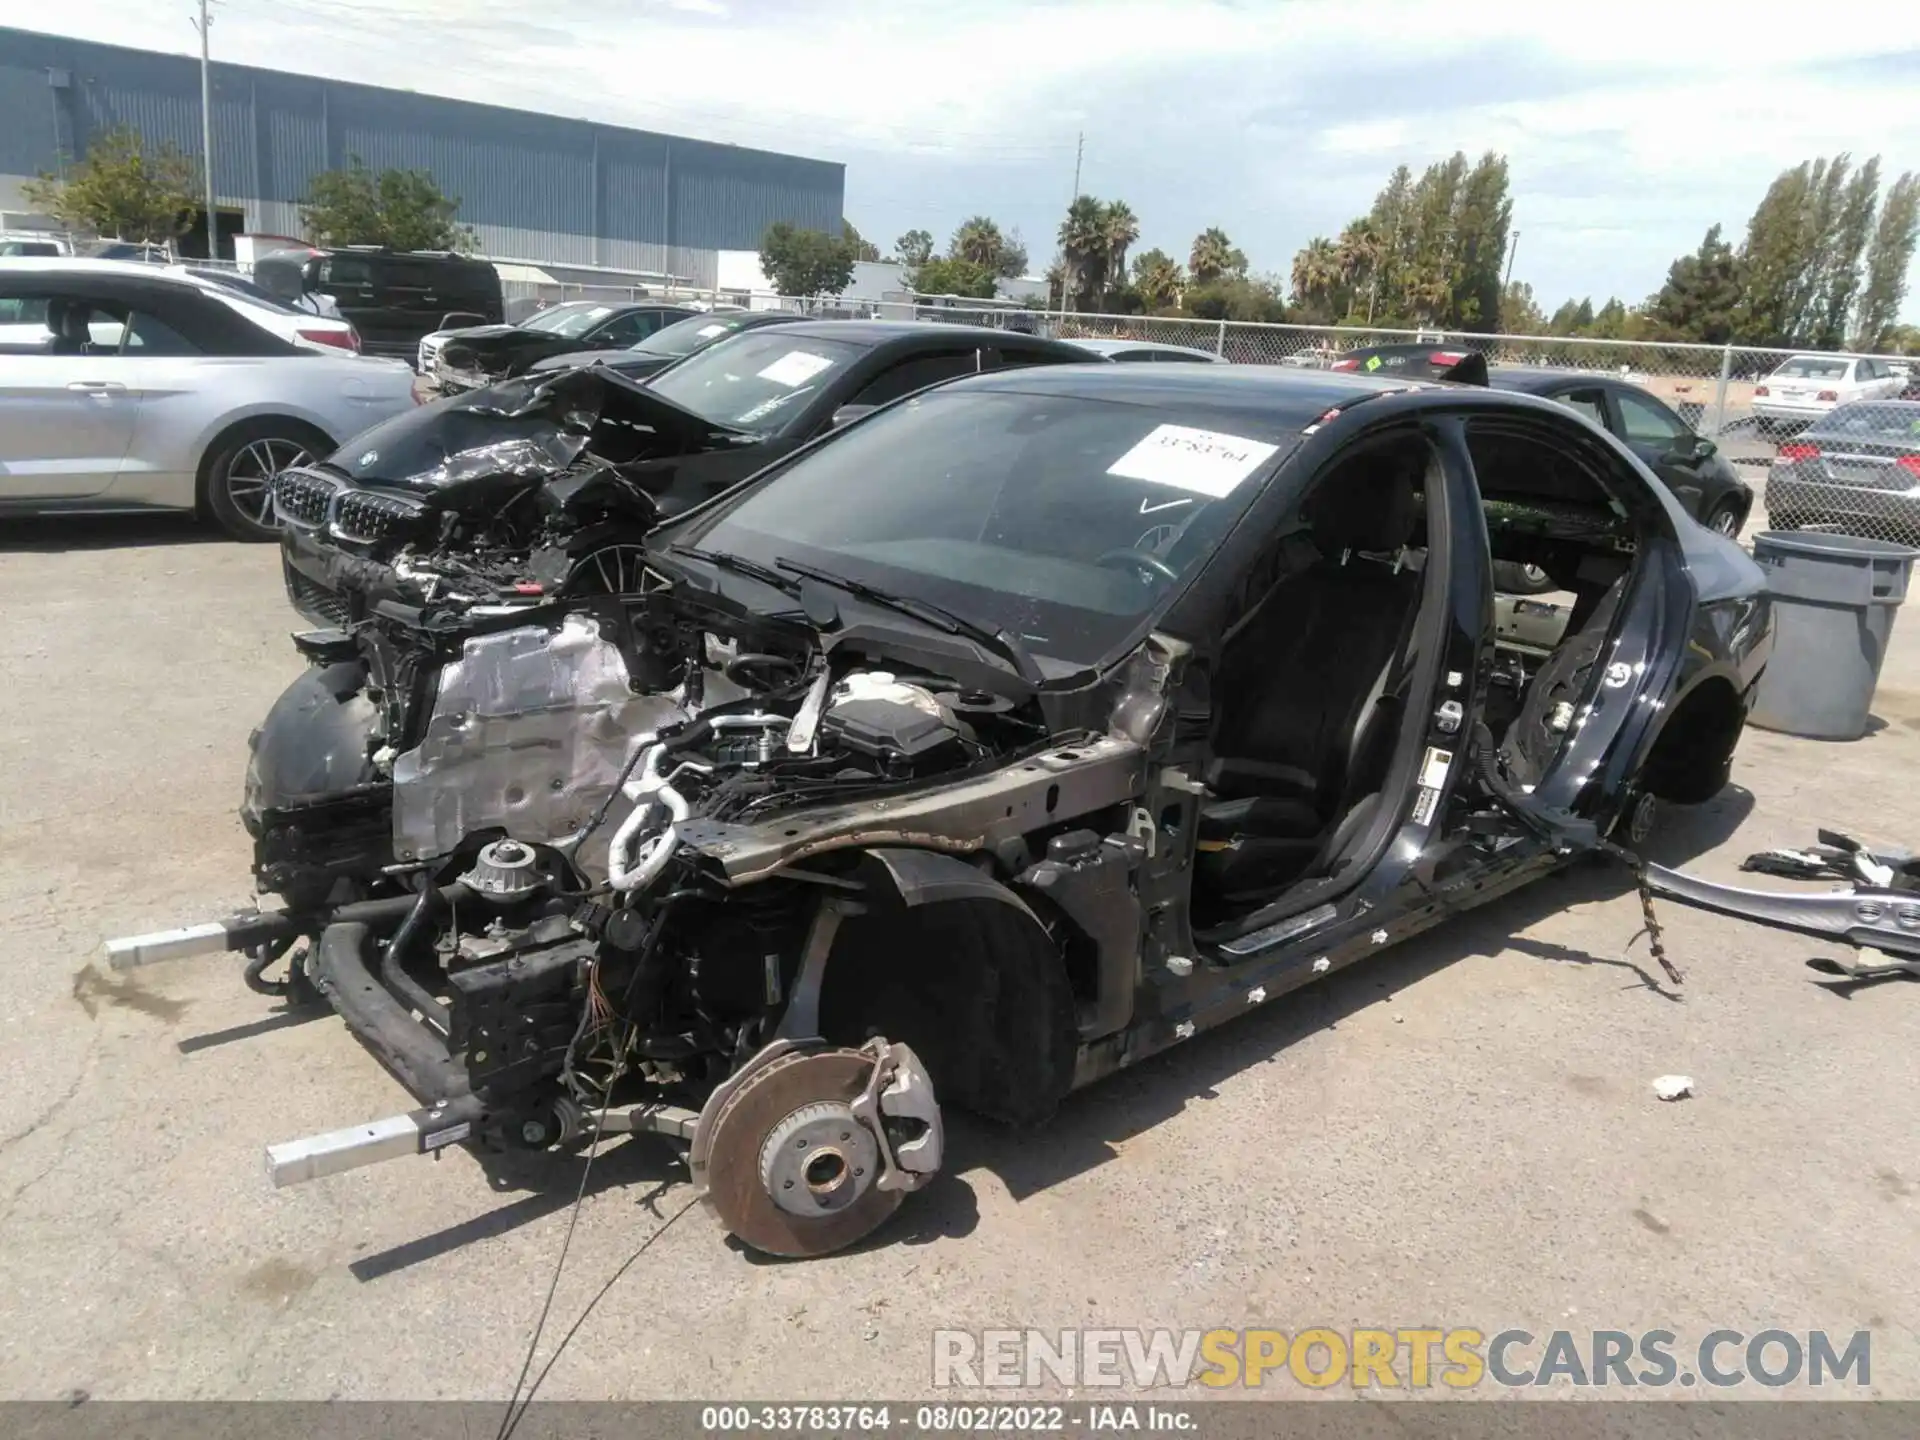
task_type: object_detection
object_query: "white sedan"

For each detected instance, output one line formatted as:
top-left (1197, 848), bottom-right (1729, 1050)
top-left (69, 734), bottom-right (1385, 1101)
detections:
top-left (0, 258), bottom-right (415, 539)
top-left (1752, 353), bottom-right (1905, 430)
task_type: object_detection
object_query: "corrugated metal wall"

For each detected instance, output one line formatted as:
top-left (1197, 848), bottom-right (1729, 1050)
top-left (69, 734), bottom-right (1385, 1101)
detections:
top-left (0, 24), bottom-right (844, 273)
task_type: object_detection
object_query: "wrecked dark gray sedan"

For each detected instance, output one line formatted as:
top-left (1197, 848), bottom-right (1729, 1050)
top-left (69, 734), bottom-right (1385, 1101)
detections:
top-left (109, 362), bottom-right (1772, 1257)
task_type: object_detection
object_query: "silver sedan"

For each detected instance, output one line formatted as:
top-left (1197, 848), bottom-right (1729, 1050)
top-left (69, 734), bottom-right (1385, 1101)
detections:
top-left (0, 258), bottom-right (417, 539)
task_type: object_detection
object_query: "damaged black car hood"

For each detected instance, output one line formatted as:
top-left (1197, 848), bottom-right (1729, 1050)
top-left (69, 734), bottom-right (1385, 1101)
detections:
top-left (333, 365), bottom-right (752, 493)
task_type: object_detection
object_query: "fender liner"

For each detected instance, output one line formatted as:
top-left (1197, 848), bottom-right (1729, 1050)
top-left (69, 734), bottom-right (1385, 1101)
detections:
top-left (856, 847), bottom-right (1041, 917)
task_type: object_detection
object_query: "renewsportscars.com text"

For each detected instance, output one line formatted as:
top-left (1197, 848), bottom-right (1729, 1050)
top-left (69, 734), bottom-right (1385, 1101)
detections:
top-left (932, 1327), bottom-right (1872, 1391)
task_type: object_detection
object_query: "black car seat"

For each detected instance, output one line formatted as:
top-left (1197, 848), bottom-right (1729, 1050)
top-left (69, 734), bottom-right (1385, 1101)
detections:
top-left (46, 299), bottom-right (96, 355)
top-left (1196, 460), bottom-right (1425, 902)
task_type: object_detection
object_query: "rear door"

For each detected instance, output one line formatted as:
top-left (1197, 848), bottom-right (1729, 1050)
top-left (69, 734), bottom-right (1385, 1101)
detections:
top-left (1607, 386), bottom-right (1709, 519)
top-left (0, 283), bottom-right (140, 499)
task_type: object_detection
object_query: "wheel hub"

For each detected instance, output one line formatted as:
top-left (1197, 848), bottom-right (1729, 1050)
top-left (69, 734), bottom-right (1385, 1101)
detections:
top-left (759, 1101), bottom-right (879, 1218)
top-left (697, 1041), bottom-right (942, 1258)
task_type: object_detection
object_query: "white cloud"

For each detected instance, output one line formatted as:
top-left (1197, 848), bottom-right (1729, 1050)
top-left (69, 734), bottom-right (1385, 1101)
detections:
top-left (22, 0), bottom-right (1920, 311)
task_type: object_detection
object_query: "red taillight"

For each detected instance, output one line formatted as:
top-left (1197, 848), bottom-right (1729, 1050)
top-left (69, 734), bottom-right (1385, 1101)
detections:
top-left (297, 326), bottom-right (356, 352)
top-left (1754, 384), bottom-right (1770, 396)
top-left (1776, 442), bottom-right (1820, 464)
top-left (1898, 455), bottom-right (1920, 479)
top-left (1330, 358), bottom-right (1358, 371)
top-left (1430, 350), bottom-right (1468, 365)
top-left (1816, 389), bottom-right (1838, 402)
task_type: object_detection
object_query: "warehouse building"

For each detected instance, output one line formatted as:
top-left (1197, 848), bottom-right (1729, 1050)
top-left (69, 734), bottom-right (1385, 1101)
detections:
top-left (0, 25), bottom-right (846, 290)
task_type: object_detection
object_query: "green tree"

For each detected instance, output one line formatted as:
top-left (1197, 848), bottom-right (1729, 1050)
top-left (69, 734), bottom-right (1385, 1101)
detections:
top-left (1288, 236), bottom-right (1342, 321)
top-left (1184, 274), bottom-right (1285, 323)
top-left (1130, 248), bottom-right (1184, 310)
top-left (1854, 172), bottom-right (1920, 350)
top-left (1448, 151), bottom-right (1513, 330)
top-left (1188, 227), bottom-right (1245, 285)
top-left (912, 256), bottom-right (997, 298)
top-left (1500, 280), bottom-right (1547, 335)
top-left (949, 216), bottom-right (1027, 278)
top-left (1811, 157), bottom-right (1880, 348)
top-left (1058, 195), bottom-right (1111, 309)
top-left (894, 228), bottom-right (935, 268)
top-left (21, 125), bottom-right (200, 245)
top-left (300, 156), bottom-right (473, 251)
top-left (758, 222), bottom-right (857, 298)
top-left (841, 218), bottom-right (881, 262)
top-left (1643, 225), bottom-right (1743, 343)
top-left (1731, 155), bottom-right (1890, 349)
top-left (1104, 201), bottom-right (1140, 293)
top-left (1547, 298), bottom-right (1586, 335)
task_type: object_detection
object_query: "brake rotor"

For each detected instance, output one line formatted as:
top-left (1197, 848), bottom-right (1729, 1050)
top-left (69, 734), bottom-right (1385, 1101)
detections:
top-left (703, 1048), bottom-right (905, 1258)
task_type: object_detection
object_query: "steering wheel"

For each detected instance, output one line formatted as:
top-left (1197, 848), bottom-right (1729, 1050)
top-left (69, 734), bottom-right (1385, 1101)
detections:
top-left (1095, 547), bottom-right (1179, 585)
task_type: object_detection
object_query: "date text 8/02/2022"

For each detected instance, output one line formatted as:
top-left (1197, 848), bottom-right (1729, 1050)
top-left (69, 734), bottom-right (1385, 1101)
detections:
top-left (699, 1405), bottom-right (1197, 1432)
top-left (931, 1328), bottom-right (1874, 1390)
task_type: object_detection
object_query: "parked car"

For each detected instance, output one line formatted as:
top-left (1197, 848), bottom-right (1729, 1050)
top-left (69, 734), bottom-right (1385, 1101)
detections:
top-left (251, 247), bottom-right (503, 360)
top-left (168, 263), bottom-right (346, 322)
top-left (1767, 401), bottom-right (1920, 544)
top-left (267, 321), bottom-right (1095, 625)
top-left (526, 309), bottom-right (813, 380)
top-left (1066, 337), bottom-right (1226, 363)
top-left (1752, 354), bottom-right (1904, 432)
top-left (419, 300), bottom-right (704, 392)
top-left (1328, 341), bottom-right (1482, 379)
top-left (163, 265), bottom-right (361, 354)
top-left (0, 234), bottom-right (69, 257)
top-left (0, 258), bottom-right (416, 540)
top-left (112, 362), bottom-right (1771, 1259)
top-left (1487, 367), bottom-right (1755, 537)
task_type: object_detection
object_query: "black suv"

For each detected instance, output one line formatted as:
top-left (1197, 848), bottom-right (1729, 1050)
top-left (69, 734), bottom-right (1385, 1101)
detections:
top-left (253, 247), bottom-right (503, 360)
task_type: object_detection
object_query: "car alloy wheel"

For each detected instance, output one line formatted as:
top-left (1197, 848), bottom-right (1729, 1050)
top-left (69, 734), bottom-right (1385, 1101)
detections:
top-left (225, 438), bottom-right (313, 530)
top-left (1706, 504), bottom-right (1741, 538)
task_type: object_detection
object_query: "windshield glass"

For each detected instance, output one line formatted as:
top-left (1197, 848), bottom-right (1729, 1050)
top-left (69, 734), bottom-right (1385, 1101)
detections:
top-left (638, 313), bottom-right (754, 357)
top-left (1824, 403), bottom-right (1920, 440)
top-left (1773, 357), bottom-right (1850, 380)
top-left (648, 331), bottom-right (863, 434)
top-left (671, 386), bottom-right (1299, 665)
top-left (520, 303), bottom-right (614, 337)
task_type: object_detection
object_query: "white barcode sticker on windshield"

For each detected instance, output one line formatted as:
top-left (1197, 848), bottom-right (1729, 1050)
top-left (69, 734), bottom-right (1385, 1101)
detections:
top-left (757, 350), bottom-right (834, 387)
top-left (1107, 424), bottom-right (1279, 497)
top-left (696, 323), bottom-right (728, 338)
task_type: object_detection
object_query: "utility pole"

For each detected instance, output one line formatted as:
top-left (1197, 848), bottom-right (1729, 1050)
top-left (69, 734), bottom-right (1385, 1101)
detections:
top-left (1060, 131), bottom-right (1083, 321)
top-left (191, 0), bottom-right (217, 259)
top-left (1504, 229), bottom-right (1520, 289)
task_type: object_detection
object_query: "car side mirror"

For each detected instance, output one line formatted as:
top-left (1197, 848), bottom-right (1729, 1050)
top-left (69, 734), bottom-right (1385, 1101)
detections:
top-left (830, 404), bottom-right (877, 429)
top-left (1689, 436), bottom-right (1717, 461)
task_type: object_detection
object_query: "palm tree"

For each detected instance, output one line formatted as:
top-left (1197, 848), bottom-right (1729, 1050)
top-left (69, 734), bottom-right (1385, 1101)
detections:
top-left (1334, 220), bottom-right (1382, 291)
top-left (1058, 196), bottom-right (1109, 310)
top-left (1103, 201), bottom-right (1139, 298)
top-left (1131, 248), bottom-right (1184, 310)
top-left (1189, 227), bottom-right (1237, 285)
top-left (1290, 237), bottom-right (1340, 306)
top-left (951, 216), bottom-right (1005, 272)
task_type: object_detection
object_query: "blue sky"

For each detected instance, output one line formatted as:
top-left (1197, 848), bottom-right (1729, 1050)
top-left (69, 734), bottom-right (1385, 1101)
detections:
top-left (39, 0), bottom-right (1920, 314)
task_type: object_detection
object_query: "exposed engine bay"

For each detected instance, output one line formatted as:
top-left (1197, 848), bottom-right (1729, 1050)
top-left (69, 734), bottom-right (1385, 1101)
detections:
top-left (270, 365), bottom-right (764, 632)
top-left (206, 569), bottom-right (1107, 1256)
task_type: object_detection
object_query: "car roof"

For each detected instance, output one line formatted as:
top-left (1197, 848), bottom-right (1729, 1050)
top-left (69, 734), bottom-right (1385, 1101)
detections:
top-left (1486, 364), bottom-right (1623, 393)
top-left (1069, 337), bottom-right (1220, 358)
top-left (950, 358), bottom-right (1416, 425)
top-left (0, 255), bottom-right (205, 286)
top-left (767, 320), bottom-right (1063, 346)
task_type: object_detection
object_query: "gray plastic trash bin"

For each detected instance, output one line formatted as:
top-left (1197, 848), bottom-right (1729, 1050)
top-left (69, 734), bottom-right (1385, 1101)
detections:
top-left (1749, 530), bottom-right (1917, 740)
